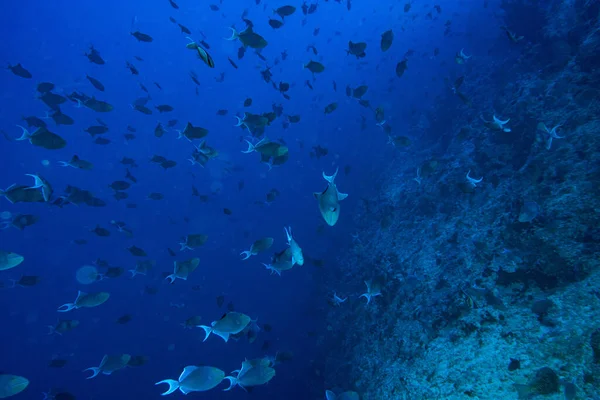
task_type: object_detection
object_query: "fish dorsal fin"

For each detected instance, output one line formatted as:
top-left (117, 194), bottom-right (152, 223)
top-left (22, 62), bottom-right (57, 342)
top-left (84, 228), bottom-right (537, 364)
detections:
top-left (98, 355), bottom-right (109, 368)
top-left (75, 291), bottom-right (87, 303)
top-left (337, 192), bottom-right (348, 201)
top-left (72, 155), bottom-right (80, 162)
top-left (179, 365), bottom-right (198, 382)
top-left (325, 391), bottom-right (337, 400)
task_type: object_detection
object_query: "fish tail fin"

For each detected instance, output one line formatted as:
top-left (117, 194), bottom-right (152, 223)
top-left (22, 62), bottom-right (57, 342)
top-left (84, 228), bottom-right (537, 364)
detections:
top-left (240, 250), bottom-right (252, 260)
top-left (83, 367), bottom-right (101, 379)
top-left (155, 379), bottom-right (179, 396)
top-left (234, 116), bottom-right (244, 127)
top-left (58, 161), bottom-right (71, 167)
top-left (57, 302), bottom-right (76, 312)
top-left (25, 174), bottom-right (43, 188)
top-left (359, 293), bottom-right (371, 304)
top-left (15, 125), bottom-right (31, 141)
top-left (223, 376), bottom-right (238, 391)
top-left (322, 167), bottom-right (339, 183)
top-left (224, 27), bottom-right (238, 41)
top-left (199, 325), bottom-right (212, 341)
top-left (241, 140), bottom-right (255, 153)
top-left (165, 274), bottom-right (176, 284)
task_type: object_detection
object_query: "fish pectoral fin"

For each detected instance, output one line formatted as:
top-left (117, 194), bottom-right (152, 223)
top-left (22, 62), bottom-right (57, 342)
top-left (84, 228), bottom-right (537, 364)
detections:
top-left (337, 192), bottom-right (348, 201)
top-left (313, 192), bottom-right (322, 200)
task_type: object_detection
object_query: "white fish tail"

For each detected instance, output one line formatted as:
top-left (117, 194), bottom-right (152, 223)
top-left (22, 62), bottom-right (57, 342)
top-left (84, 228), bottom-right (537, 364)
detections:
top-left (58, 161), bottom-right (72, 167)
top-left (241, 140), bottom-right (255, 153)
top-left (322, 167), bottom-right (339, 183)
top-left (240, 250), bottom-right (252, 260)
top-left (15, 125), bottom-right (31, 141)
top-left (224, 27), bottom-right (238, 41)
top-left (199, 325), bottom-right (212, 341)
top-left (359, 293), bottom-right (371, 304)
top-left (223, 376), bottom-right (238, 391)
top-left (165, 274), bottom-right (176, 284)
top-left (155, 379), bottom-right (180, 396)
top-left (83, 367), bottom-right (101, 379)
top-left (25, 174), bottom-right (43, 188)
top-left (57, 302), bottom-right (76, 312)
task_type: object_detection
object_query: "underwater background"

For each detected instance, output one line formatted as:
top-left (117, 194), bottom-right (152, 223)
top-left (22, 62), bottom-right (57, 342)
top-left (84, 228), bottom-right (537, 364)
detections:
top-left (1, 0), bottom-right (600, 399)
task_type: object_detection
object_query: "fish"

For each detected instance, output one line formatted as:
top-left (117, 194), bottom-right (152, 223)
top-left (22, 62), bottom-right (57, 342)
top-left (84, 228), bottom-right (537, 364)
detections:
top-left (396, 59), bottom-right (408, 77)
top-left (47, 319), bottom-right (79, 335)
top-left (275, 5), bottom-right (296, 19)
top-left (0, 374), bottom-right (29, 398)
top-left (227, 57), bottom-right (238, 69)
top-left (50, 109), bottom-right (74, 126)
top-left (178, 23), bottom-right (191, 34)
top-left (165, 258), bottom-right (200, 283)
top-left (57, 291), bottom-right (110, 312)
top-left (199, 312), bottom-right (252, 342)
top-left (36, 82), bottom-right (54, 92)
top-left (178, 122), bottom-right (208, 141)
top-left (314, 168), bottom-right (348, 226)
top-left (127, 246), bottom-right (147, 257)
top-left (225, 26), bottom-right (268, 49)
top-left (7, 63), bottom-right (32, 78)
top-left (83, 354), bottom-right (131, 379)
top-left (85, 45), bottom-right (105, 64)
top-left (91, 225), bottom-right (110, 237)
top-left (131, 31), bottom-right (153, 42)
top-left (156, 366), bottom-right (226, 395)
top-left (85, 125), bottom-right (109, 136)
top-left (48, 359), bottom-right (69, 368)
top-left (15, 126), bottom-right (66, 150)
top-left (0, 251), bottom-right (24, 271)
top-left (269, 18), bottom-right (284, 29)
top-left (380, 30), bottom-right (393, 51)
top-left (10, 275), bottom-right (41, 287)
top-left (223, 360), bottom-right (276, 390)
top-left (303, 60), bottom-right (324, 74)
top-left (116, 314), bottom-right (133, 324)
top-left (186, 40), bottom-right (215, 68)
top-left (86, 75), bottom-right (105, 91)
top-left (240, 237), bottom-right (274, 259)
top-left (324, 102), bottom-right (338, 114)
top-left (155, 104), bottom-right (174, 113)
top-left (347, 41), bottom-right (367, 58)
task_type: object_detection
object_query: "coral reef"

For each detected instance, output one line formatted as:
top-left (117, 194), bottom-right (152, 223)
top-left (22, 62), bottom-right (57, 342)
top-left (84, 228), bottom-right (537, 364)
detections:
top-left (323, 1), bottom-right (600, 398)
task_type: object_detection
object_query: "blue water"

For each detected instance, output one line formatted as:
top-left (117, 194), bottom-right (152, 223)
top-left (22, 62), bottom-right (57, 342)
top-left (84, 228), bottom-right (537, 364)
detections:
top-left (0, 0), bottom-right (401, 398)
